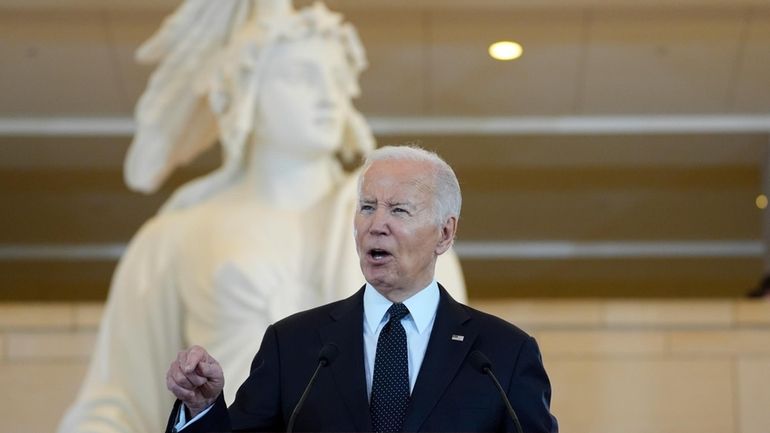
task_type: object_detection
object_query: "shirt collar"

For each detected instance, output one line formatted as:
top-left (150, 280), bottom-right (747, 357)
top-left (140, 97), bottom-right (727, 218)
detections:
top-left (363, 280), bottom-right (440, 335)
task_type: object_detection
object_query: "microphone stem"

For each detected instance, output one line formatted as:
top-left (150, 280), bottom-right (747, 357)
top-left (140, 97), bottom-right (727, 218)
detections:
top-left (484, 367), bottom-right (523, 433)
top-left (287, 359), bottom-right (327, 433)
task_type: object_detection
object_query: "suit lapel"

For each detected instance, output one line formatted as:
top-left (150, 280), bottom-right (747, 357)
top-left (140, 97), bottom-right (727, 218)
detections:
top-left (403, 285), bottom-right (476, 432)
top-left (318, 286), bottom-right (373, 432)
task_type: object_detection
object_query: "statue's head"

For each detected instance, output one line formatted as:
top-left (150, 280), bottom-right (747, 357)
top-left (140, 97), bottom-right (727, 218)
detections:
top-left (126, 0), bottom-right (373, 193)
top-left (213, 1), bottom-right (371, 166)
top-left (257, 35), bottom-right (350, 158)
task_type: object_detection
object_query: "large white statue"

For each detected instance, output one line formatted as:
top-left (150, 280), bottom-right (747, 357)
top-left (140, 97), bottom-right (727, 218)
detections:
top-left (58, 1), bottom-right (466, 433)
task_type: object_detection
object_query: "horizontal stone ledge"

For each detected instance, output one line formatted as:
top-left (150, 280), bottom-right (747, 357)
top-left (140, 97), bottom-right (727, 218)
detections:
top-left (668, 330), bottom-right (770, 355)
top-left (534, 330), bottom-right (668, 355)
top-left (0, 304), bottom-right (74, 330)
top-left (4, 115), bottom-right (770, 136)
top-left (5, 331), bottom-right (97, 361)
top-left (0, 240), bottom-right (761, 261)
top-left (0, 299), bottom-right (768, 333)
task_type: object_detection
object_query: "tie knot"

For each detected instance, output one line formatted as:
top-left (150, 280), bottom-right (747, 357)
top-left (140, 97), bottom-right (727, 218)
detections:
top-left (387, 303), bottom-right (409, 322)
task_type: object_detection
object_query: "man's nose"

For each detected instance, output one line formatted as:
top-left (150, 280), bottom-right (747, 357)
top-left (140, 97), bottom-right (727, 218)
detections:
top-left (368, 209), bottom-right (390, 235)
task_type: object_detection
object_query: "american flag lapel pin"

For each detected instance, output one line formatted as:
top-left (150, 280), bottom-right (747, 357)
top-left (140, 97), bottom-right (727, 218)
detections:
top-left (451, 334), bottom-right (464, 342)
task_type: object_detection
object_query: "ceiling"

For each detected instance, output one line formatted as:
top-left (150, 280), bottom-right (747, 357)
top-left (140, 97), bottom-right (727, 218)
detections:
top-left (1, 1), bottom-right (770, 117)
top-left (0, 0), bottom-right (768, 299)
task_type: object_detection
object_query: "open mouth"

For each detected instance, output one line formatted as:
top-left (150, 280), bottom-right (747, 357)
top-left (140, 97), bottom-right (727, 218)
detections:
top-left (368, 248), bottom-right (392, 261)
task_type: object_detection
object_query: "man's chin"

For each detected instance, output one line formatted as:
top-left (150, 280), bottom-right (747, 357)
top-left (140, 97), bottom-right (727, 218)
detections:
top-left (363, 273), bottom-right (393, 291)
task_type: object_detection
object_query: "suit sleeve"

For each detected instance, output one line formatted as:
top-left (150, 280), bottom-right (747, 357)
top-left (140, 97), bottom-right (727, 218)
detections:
top-left (507, 336), bottom-right (559, 433)
top-left (228, 324), bottom-right (285, 432)
top-left (164, 394), bottom-right (230, 433)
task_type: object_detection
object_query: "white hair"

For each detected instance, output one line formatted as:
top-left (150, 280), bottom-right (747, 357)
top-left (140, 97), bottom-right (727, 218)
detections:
top-left (358, 145), bottom-right (462, 225)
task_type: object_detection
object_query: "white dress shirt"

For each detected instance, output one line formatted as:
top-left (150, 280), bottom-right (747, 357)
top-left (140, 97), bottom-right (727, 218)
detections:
top-left (363, 280), bottom-right (440, 397)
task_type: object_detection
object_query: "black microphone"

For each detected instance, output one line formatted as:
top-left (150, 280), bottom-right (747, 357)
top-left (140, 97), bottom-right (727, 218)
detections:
top-left (286, 343), bottom-right (339, 433)
top-left (468, 350), bottom-right (523, 433)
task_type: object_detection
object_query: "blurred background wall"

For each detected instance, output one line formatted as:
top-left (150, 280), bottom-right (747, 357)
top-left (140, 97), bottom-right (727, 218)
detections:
top-left (0, 1), bottom-right (769, 432)
top-left (2, 0), bottom-right (769, 300)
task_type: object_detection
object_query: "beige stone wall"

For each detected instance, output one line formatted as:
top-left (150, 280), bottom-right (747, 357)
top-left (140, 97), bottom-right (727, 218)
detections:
top-left (0, 303), bottom-right (100, 433)
top-left (474, 299), bottom-right (770, 433)
top-left (1, 300), bottom-right (769, 433)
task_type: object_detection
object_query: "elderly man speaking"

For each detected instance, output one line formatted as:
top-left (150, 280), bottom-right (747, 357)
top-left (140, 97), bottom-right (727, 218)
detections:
top-left (165, 146), bottom-right (558, 433)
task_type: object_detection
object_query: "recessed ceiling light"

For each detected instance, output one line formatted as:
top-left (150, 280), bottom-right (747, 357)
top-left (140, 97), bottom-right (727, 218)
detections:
top-left (489, 41), bottom-right (523, 61)
top-left (757, 194), bottom-right (768, 210)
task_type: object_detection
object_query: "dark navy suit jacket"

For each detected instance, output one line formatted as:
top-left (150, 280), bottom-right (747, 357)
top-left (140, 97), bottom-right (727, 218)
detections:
top-left (167, 285), bottom-right (558, 432)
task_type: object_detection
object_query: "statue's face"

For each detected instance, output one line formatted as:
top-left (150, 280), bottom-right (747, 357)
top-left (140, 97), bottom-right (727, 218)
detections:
top-left (258, 36), bottom-right (352, 157)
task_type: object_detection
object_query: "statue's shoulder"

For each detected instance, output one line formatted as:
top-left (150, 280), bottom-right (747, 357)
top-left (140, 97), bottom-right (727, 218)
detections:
top-left (130, 206), bottom-right (200, 250)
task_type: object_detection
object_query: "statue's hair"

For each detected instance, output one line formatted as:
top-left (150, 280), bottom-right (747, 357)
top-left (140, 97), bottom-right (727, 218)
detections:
top-left (358, 145), bottom-right (462, 225)
top-left (211, 2), bottom-right (370, 168)
top-left (128, 1), bottom-right (374, 212)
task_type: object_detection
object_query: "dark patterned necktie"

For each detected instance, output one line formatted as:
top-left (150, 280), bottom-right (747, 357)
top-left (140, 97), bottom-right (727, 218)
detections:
top-left (370, 303), bottom-right (410, 433)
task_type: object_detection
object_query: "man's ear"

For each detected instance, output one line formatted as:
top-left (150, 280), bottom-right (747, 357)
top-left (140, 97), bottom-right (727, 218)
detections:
top-left (435, 216), bottom-right (458, 256)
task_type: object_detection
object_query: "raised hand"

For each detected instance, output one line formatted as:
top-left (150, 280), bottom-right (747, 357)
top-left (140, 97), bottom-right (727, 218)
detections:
top-left (166, 345), bottom-right (225, 417)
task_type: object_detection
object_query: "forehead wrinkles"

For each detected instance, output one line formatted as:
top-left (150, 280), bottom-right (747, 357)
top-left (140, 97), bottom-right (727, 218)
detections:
top-left (409, 172), bottom-right (435, 197)
top-left (364, 171), bottom-right (433, 195)
top-left (361, 163), bottom-right (437, 202)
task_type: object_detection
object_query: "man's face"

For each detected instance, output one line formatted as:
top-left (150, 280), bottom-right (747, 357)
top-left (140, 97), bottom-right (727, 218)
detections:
top-left (354, 159), bottom-right (456, 301)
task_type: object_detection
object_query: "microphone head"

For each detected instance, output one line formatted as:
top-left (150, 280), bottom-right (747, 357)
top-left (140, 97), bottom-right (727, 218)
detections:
top-left (318, 343), bottom-right (339, 366)
top-left (468, 350), bottom-right (492, 374)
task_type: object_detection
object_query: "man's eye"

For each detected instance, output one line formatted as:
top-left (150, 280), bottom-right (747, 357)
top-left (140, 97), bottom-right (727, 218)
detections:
top-left (393, 208), bottom-right (408, 214)
top-left (360, 205), bottom-right (374, 212)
